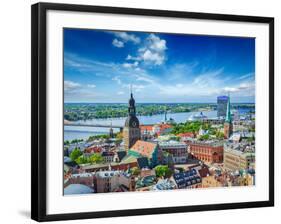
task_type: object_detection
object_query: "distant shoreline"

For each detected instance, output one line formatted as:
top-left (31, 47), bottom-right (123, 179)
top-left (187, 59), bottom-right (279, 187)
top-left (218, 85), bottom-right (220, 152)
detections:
top-left (64, 103), bottom-right (254, 122)
top-left (64, 102), bottom-right (255, 104)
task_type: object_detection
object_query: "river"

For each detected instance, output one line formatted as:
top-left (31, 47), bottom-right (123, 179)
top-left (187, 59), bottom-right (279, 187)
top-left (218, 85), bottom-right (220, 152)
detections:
top-left (64, 108), bottom-right (253, 141)
top-left (64, 110), bottom-right (218, 141)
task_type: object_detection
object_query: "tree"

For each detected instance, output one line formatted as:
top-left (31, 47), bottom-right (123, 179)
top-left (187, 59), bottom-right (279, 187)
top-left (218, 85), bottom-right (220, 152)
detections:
top-left (198, 134), bottom-right (210, 141)
top-left (116, 132), bottom-right (123, 140)
top-left (69, 148), bottom-right (82, 162)
top-left (215, 131), bottom-right (225, 139)
top-left (75, 155), bottom-right (89, 164)
top-left (247, 136), bottom-right (255, 142)
top-left (171, 121), bottom-right (202, 135)
top-left (202, 123), bottom-right (211, 130)
top-left (89, 153), bottom-right (104, 164)
top-left (87, 134), bottom-right (110, 142)
top-left (70, 139), bottom-right (83, 144)
top-left (131, 167), bottom-right (140, 176)
top-left (155, 165), bottom-right (173, 178)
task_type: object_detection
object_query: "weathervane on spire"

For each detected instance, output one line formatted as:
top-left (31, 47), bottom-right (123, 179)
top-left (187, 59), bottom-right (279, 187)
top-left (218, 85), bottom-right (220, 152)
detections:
top-left (130, 84), bottom-right (133, 96)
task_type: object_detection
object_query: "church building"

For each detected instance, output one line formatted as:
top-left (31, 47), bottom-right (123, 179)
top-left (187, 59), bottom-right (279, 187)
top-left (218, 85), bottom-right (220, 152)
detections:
top-left (123, 90), bottom-right (141, 150)
top-left (224, 94), bottom-right (233, 139)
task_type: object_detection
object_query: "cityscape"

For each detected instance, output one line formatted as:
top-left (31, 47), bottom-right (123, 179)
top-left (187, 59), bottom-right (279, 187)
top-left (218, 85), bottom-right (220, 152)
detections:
top-left (63, 29), bottom-right (255, 195)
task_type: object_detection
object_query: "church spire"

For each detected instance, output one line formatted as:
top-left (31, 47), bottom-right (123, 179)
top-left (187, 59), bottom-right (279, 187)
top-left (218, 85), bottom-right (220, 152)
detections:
top-left (225, 93), bottom-right (232, 123)
top-left (109, 121), bottom-right (114, 138)
top-left (124, 85), bottom-right (141, 150)
top-left (128, 85), bottom-right (136, 116)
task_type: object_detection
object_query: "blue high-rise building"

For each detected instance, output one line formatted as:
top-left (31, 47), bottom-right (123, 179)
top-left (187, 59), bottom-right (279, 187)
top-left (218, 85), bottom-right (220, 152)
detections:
top-left (217, 95), bottom-right (229, 118)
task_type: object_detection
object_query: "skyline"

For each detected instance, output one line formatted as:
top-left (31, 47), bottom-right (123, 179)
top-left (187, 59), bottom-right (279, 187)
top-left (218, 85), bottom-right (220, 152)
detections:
top-left (64, 28), bottom-right (255, 103)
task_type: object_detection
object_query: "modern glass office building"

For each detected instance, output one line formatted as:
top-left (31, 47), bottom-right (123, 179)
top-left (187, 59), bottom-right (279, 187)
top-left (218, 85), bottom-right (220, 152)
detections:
top-left (217, 96), bottom-right (229, 118)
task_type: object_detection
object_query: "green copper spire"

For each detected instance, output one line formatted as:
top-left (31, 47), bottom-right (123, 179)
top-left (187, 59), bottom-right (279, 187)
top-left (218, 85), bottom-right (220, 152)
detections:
top-left (225, 94), bottom-right (232, 123)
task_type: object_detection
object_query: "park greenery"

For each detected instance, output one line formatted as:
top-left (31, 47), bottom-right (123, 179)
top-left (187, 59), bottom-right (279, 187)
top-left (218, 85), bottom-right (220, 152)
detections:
top-left (172, 121), bottom-right (225, 140)
top-left (69, 148), bottom-right (82, 161)
top-left (172, 121), bottom-right (202, 135)
top-left (64, 139), bottom-right (84, 145)
top-left (155, 165), bottom-right (173, 178)
top-left (130, 167), bottom-right (141, 176)
top-left (86, 134), bottom-right (111, 142)
top-left (70, 148), bottom-right (105, 165)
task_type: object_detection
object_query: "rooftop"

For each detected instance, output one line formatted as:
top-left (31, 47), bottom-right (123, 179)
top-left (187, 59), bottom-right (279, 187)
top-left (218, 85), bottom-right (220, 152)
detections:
top-left (177, 132), bottom-right (195, 138)
top-left (153, 179), bottom-right (177, 190)
top-left (64, 184), bottom-right (94, 195)
top-left (95, 170), bottom-right (120, 178)
top-left (173, 169), bottom-right (201, 188)
top-left (71, 173), bottom-right (93, 178)
top-left (158, 140), bottom-right (187, 148)
top-left (224, 141), bottom-right (255, 154)
top-left (130, 140), bottom-right (158, 158)
top-left (140, 125), bottom-right (154, 132)
top-left (189, 139), bottom-right (224, 147)
top-left (224, 147), bottom-right (255, 158)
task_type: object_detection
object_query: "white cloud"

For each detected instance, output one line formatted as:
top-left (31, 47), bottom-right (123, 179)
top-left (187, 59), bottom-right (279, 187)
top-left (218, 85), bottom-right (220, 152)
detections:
top-left (64, 53), bottom-right (118, 77)
top-left (141, 49), bottom-right (165, 65)
top-left (192, 69), bottom-right (224, 87)
top-left (237, 73), bottom-right (254, 80)
top-left (157, 68), bottom-right (226, 96)
top-left (126, 54), bottom-right (140, 61)
top-left (112, 38), bottom-right (124, 48)
top-left (117, 91), bottom-right (125, 95)
top-left (64, 80), bottom-right (81, 91)
top-left (112, 76), bottom-right (122, 85)
top-left (223, 87), bottom-right (238, 92)
top-left (223, 82), bottom-right (255, 93)
top-left (135, 75), bottom-right (155, 84)
top-left (87, 84), bottom-right (96, 88)
top-left (122, 83), bottom-right (146, 92)
top-left (147, 34), bottom-right (167, 52)
top-left (114, 32), bottom-right (140, 44)
top-left (156, 67), bottom-right (255, 99)
top-left (127, 34), bottom-right (167, 66)
top-left (176, 84), bottom-right (184, 88)
top-left (122, 61), bottom-right (139, 69)
top-left (122, 63), bottom-right (132, 68)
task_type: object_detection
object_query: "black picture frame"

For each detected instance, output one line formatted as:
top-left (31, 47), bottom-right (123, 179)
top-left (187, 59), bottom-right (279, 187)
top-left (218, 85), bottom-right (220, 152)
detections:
top-left (31, 2), bottom-right (274, 222)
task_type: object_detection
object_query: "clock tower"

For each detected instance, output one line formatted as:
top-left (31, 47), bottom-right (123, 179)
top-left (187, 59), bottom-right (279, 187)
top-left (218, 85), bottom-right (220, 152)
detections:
top-left (123, 90), bottom-right (141, 151)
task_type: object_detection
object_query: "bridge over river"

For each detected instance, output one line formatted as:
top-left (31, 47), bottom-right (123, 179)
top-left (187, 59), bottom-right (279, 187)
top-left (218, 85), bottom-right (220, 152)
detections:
top-left (64, 123), bottom-right (124, 132)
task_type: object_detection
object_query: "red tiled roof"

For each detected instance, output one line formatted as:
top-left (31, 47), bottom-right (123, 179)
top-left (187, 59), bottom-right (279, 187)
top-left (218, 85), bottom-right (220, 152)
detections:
top-left (140, 125), bottom-right (154, 132)
top-left (131, 140), bottom-right (157, 158)
top-left (198, 167), bottom-right (210, 178)
top-left (158, 124), bottom-right (172, 131)
top-left (84, 146), bottom-right (102, 153)
top-left (178, 132), bottom-right (194, 138)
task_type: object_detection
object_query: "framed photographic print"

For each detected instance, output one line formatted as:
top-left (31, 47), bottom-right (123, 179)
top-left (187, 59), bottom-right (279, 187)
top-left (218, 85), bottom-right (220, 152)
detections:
top-left (31, 2), bottom-right (274, 222)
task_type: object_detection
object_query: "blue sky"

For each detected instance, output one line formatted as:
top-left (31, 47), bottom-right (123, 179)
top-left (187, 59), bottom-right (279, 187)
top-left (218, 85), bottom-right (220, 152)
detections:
top-left (64, 28), bottom-right (255, 103)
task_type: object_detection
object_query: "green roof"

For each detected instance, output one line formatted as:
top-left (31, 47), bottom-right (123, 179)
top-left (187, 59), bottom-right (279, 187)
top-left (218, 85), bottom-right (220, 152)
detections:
top-left (225, 95), bottom-right (232, 123)
top-left (128, 149), bottom-right (142, 158)
top-left (120, 154), bottom-right (138, 163)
